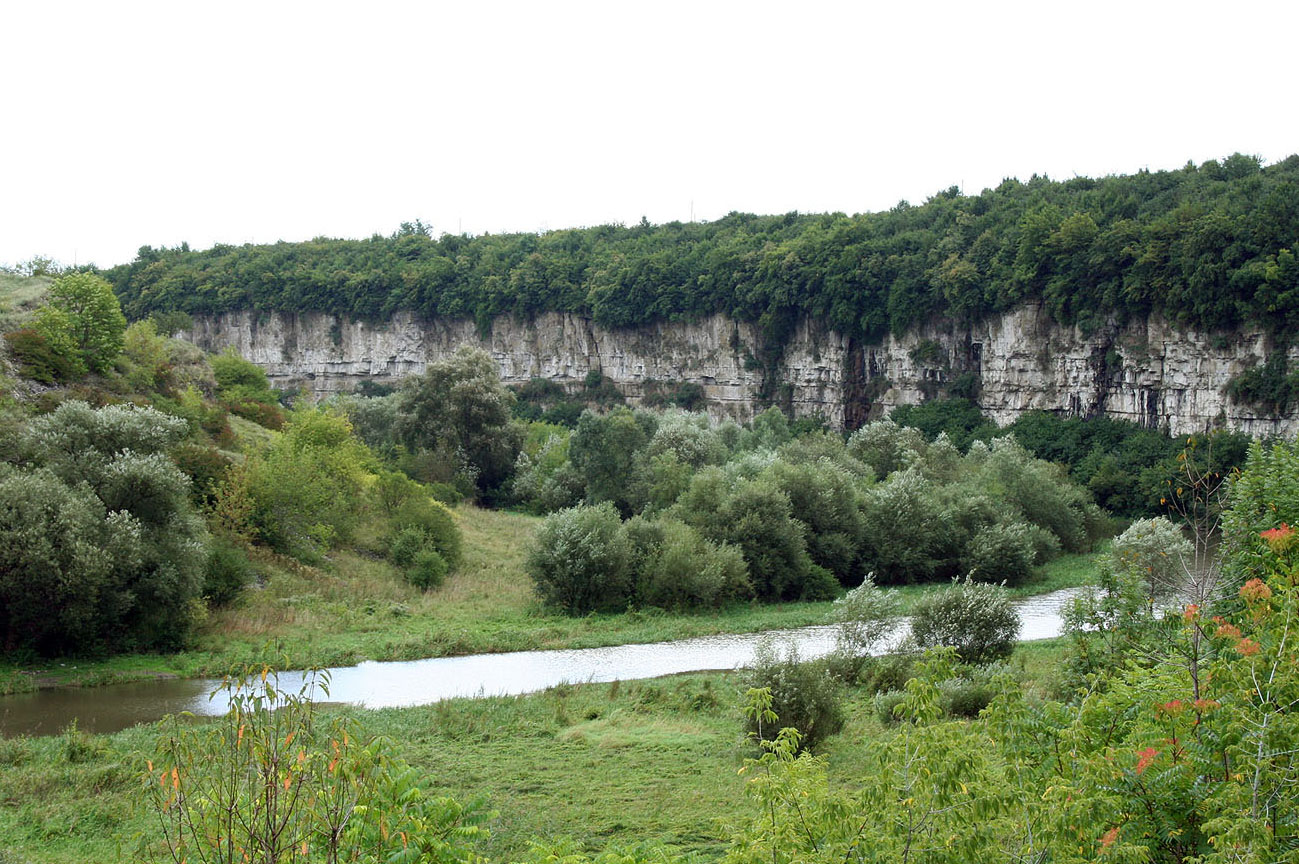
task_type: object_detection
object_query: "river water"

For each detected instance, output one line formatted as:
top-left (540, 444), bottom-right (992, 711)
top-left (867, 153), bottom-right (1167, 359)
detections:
top-left (0, 588), bottom-right (1083, 736)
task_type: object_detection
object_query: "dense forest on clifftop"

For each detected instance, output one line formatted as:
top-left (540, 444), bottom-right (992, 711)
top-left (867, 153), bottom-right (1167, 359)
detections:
top-left (106, 155), bottom-right (1299, 343)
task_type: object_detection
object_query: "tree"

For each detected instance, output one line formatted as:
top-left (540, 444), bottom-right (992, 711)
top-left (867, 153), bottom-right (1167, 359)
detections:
top-left (569, 407), bottom-right (654, 514)
top-left (395, 345), bottom-right (522, 494)
top-left (46, 272), bottom-right (127, 372)
top-left (0, 402), bottom-right (207, 653)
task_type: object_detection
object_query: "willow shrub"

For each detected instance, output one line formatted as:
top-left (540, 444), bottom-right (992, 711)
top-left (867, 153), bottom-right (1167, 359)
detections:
top-left (909, 576), bottom-right (1020, 665)
top-left (742, 643), bottom-right (844, 752)
top-left (0, 402), bottom-right (207, 653)
top-left (528, 502), bottom-right (634, 614)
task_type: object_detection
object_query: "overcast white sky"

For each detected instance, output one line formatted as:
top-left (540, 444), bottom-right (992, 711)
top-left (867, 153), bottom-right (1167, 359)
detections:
top-left (2, 0), bottom-right (1296, 269)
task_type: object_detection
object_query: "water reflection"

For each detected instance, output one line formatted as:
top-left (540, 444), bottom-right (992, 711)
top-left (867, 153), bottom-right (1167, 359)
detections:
top-left (0, 588), bottom-right (1082, 736)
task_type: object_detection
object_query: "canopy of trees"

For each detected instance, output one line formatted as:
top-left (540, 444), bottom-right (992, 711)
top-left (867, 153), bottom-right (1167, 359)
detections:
top-left (106, 156), bottom-right (1299, 341)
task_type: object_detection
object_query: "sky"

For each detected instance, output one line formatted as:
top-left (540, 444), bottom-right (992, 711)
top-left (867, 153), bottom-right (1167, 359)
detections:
top-left (2, 0), bottom-right (1297, 269)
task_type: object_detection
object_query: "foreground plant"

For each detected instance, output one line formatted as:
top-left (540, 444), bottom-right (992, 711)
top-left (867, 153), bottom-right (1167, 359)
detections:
top-left (138, 665), bottom-right (490, 864)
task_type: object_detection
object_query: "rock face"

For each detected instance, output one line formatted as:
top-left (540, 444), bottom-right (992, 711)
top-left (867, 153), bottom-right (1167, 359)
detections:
top-left (186, 305), bottom-right (1299, 437)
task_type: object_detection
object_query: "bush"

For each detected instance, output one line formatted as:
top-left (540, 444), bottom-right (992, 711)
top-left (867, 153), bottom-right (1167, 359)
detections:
top-left (1108, 516), bottom-right (1193, 596)
top-left (677, 472), bottom-right (813, 600)
top-left (909, 576), bottom-right (1020, 665)
top-left (874, 690), bottom-right (907, 725)
top-left (0, 402), bottom-right (207, 653)
top-left (3, 327), bottom-right (80, 383)
top-left (527, 502), bottom-right (634, 613)
top-left (832, 574), bottom-right (902, 654)
top-left (390, 497), bottom-right (461, 566)
top-left (203, 538), bottom-right (255, 606)
top-left (743, 643), bottom-right (844, 751)
top-left (46, 272), bottom-right (127, 373)
top-left (211, 348), bottom-right (277, 405)
top-left (395, 346), bottom-right (523, 494)
top-left (963, 522), bottom-right (1037, 585)
top-left (408, 548), bottom-right (449, 590)
top-left (799, 564), bottom-right (841, 601)
top-left (237, 415), bottom-right (369, 558)
top-left (635, 519), bottom-right (752, 609)
top-left (859, 468), bottom-right (944, 584)
top-left (171, 443), bottom-right (231, 507)
top-left (765, 458), bottom-right (866, 585)
top-left (389, 526), bottom-right (428, 568)
top-left (938, 677), bottom-right (998, 717)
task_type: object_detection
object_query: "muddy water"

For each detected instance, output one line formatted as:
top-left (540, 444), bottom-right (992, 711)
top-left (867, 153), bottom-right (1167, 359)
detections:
top-left (0, 588), bottom-right (1083, 736)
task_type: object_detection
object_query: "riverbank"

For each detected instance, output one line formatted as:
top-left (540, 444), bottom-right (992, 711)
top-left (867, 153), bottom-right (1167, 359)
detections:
top-left (0, 506), bottom-right (1101, 695)
top-left (0, 638), bottom-right (1073, 864)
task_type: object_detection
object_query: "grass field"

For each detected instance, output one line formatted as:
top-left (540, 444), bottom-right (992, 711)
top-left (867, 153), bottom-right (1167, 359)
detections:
top-left (0, 273), bottom-right (50, 333)
top-left (0, 637), bottom-right (1073, 864)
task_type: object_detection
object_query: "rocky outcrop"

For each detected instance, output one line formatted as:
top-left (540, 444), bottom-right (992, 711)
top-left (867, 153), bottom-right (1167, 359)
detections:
top-left (186, 306), bottom-right (1299, 438)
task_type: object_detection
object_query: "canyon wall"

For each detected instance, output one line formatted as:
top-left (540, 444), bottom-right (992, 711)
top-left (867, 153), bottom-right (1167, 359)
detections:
top-left (186, 306), bottom-right (1299, 438)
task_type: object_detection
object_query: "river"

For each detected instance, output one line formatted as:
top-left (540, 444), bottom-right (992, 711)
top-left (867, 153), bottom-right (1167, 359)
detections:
top-left (0, 588), bottom-right (1083, 736)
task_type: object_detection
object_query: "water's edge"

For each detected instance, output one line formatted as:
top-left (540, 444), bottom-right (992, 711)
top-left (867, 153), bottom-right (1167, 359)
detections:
top-left (0, 588), bottom-right (1083, 737)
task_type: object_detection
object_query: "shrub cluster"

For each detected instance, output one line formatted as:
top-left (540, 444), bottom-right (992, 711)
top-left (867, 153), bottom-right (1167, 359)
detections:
top-left (892, 399), bottom-right (1251, 518)
top-left (527, 503), bottom-right (751, 614)
top-left (0, 402), bottom-right (208, 653)
top-left (522, 406), bottom-right (1107, 612)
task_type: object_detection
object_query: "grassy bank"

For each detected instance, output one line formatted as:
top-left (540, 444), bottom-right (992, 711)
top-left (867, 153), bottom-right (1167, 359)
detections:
top-left (0, 505), bottom-right (1100, 694)
top-left (0, 638), bottom-right (1072, 864)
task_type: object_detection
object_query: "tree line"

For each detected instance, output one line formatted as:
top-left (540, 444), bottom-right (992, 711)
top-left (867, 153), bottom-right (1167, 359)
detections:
top-left (104, 155), bottom-right (1299, 343)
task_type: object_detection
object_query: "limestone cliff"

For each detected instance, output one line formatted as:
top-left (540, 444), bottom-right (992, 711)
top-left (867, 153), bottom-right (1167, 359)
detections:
top-left (185, 306), bottom-right (1299, 438)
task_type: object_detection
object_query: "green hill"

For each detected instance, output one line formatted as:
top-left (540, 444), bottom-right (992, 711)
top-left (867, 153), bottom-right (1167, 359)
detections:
top-left (105, 154), bottom-right (1299, 344)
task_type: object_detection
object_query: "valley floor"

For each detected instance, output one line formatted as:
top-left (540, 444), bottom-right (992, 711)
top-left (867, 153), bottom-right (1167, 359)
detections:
top-left (0, 506), bottom-right (1098, 695)
top-left (0, 640), bottom-right (1072, 864)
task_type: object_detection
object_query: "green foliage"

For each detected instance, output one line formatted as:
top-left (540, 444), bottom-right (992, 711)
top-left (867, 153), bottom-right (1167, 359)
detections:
top-left (148, 309), bottom-right (194, 336)
top-left (2, 326), bottom-right (81, 383)
top-left (527, 502), bottom-right (634, 614)
top-left (570, 407), bottom-right (655, 514)
top-left (233, 406), bottom-right (374, 559)
top-left (831, 574), bottom-right (901, 654)
top-left (846, 418), bottom-right (926, 478)
top-left (329, 391), bottom-right (402, 454)
top-left (0, 402), bottom-right (206, 653)
top-left (764, 457), bottom-right (866, 585)
top-left (741, 644), bottom-right (845, 752)
top-left (46, 272), bottom-right (126, 372)
top-left (408, 548), bottom-right (450, 591)
top-left (210, 345), bottom-right (279, 410)
top-left (858, 467), bottom-right (946, 583)
top-left (963, 521), bottom-right (1037, 585)
top-left (396, 345), bottom-right (522, 495)
top-left (141, 667), bottom-right (491, 863)
top-left (510, 424), bottom-right (584, 513)
top-left (677, 471), bottom-right (813, 601)
top-left (203, 536), bottom-right (256, 606)
top-left (889, 401), bottom-right (1253, 519)
top-left (633, 518), bottom-right (752, 610)
top-left (121, 319), bottom-right (171, 392)
top-left (1109, 516), bottom-right (1193, 595)
top-left (889, 397), bottom-right (996, 450)
top-left (1222, 438), bottom-right (1299, 549)
top-left (909, 576), bottom-right (1020, 664)
top-left (110, 158), bottom-right (1299, 348)
top-left (1225, 351), bottom-right (1299, 415)
top-left (389, 496), bottom-right (462, 567)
